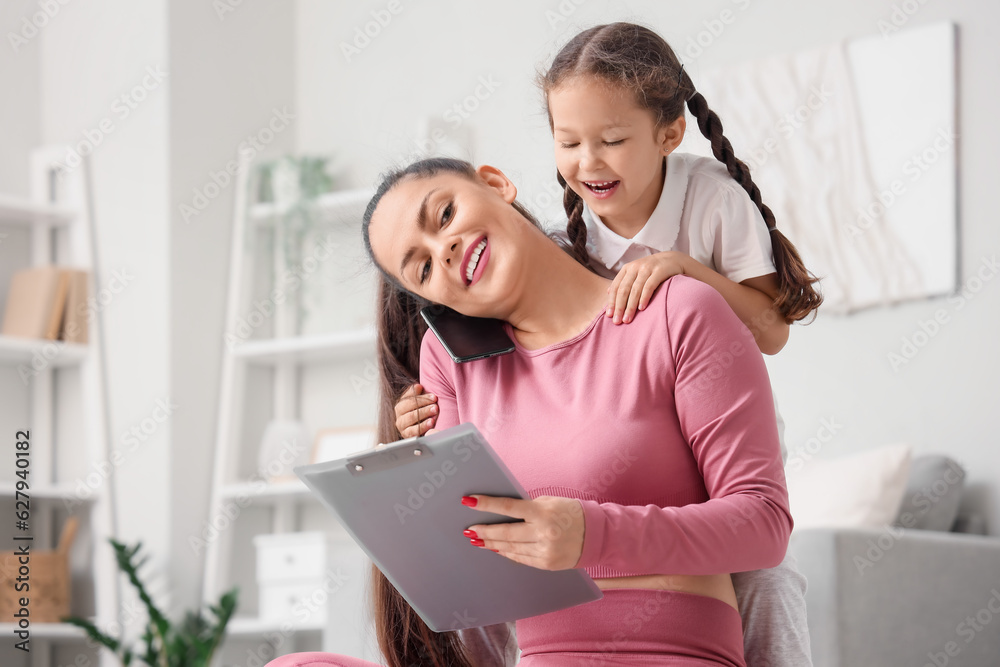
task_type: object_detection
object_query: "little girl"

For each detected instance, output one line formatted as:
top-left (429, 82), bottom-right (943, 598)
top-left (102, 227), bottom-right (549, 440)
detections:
top-left (395, 22), bottom-right (822, 667)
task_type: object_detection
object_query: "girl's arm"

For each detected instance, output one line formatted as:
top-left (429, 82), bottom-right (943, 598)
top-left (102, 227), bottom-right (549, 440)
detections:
top-left (607, 252), bottom-right (788, 355)
top-left (679, 257), bottom-right (789, 355)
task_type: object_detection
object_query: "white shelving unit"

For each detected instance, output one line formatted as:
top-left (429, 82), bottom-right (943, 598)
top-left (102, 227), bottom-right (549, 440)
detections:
top-left (202, 158), bottom-right (379, 661)
top-left (0, 147), bottom-right (119, 667)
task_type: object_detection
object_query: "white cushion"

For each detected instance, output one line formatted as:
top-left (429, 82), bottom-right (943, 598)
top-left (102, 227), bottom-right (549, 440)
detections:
top-left (785, 444), bottom-right (913, 530)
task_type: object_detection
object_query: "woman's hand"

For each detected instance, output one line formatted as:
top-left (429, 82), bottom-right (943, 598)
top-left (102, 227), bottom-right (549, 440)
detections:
top-left (461, 494), bottom-right (586, 571)
top-left (607, 251), bottom-right (689, 324)
top-left (394, 383), bottom-right (438, 438)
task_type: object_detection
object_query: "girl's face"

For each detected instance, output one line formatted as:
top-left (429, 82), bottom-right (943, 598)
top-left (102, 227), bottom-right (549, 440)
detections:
top-left (548, 76), bottom-right (684, 234)
top-left (367, 166), bottom-right (530, 319)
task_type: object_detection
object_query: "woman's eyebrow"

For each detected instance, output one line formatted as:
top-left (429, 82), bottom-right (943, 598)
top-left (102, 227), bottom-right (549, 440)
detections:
top-left (399, 187), bottom-right (441, 277)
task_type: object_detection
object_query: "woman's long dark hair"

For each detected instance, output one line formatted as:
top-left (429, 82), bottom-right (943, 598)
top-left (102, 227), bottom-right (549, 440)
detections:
top-left (361, 157), bottom-right (548, 667)
top-left (539, 22), bottom-right (823, 323)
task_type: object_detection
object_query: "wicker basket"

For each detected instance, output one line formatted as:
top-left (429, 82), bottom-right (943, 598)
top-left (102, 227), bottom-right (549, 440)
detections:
top-left (0, 516), bottom-right (78, 623)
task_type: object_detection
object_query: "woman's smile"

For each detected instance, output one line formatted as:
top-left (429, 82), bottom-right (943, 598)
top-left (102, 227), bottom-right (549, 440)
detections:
top-left (463, 236), bottom-right (489, 286)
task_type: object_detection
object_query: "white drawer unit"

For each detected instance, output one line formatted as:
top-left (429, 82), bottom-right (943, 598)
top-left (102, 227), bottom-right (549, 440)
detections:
top-left (258, 580), bottom-right (328, 625)
top-left (253, 531), bottom-right (332, 583)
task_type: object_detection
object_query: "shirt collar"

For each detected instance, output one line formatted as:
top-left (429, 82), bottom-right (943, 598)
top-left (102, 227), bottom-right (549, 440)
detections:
top-left (582, 152), bottom-right (690, 270)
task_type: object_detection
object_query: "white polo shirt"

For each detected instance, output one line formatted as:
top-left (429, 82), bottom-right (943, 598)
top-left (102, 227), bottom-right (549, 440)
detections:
top-left (548, 152), bottom-right (787, 462)
top-left (559, 151), bottom-right (777, 283)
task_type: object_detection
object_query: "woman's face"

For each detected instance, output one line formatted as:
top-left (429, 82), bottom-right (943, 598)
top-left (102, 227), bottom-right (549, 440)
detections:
top-left (368, 166), bottom-right (529, 318)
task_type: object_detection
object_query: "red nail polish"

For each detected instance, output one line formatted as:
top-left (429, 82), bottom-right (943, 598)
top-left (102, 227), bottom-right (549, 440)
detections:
top-left (470, 538), bottom-right (485, 547)
top-left (490, 549), bottom-right (499, 553)
top-left (463, 529), bottom-right (478, 538)
top-left (461, 496), bottom-right (478, 507)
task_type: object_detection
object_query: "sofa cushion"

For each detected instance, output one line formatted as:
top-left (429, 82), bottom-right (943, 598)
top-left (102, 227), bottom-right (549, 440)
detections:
top-left (785, 444), bottom-right (912, 530)
top-left (893, 455), bottom-right (965, 531)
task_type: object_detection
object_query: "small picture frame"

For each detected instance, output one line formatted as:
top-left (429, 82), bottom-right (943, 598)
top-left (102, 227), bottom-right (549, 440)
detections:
top-left (311, 426), bottom-right (377, 464)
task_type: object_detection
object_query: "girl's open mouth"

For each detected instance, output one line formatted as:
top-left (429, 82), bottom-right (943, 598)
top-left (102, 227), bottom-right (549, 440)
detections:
top-left (583, 180), bottom-right (620, 199)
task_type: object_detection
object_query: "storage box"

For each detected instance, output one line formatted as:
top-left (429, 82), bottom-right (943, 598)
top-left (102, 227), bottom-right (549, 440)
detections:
top-left (254, 531), bottom-right (331, 583)
top-left (253, 531), bottom-right (338, 624)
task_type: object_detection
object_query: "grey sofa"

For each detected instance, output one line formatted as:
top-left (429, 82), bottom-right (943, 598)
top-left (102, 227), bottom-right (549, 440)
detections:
top-left (788, 454), bottom-right (1000, 667)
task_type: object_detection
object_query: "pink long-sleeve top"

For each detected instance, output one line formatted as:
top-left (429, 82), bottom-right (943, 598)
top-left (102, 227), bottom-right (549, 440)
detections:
top-left (418, 274), bottom-right (792, 579)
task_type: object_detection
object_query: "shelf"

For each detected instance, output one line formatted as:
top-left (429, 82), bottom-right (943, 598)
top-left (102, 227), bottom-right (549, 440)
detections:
top-left (249, 188), bottom-right (373, 224)
top-left (232, 327), bottom-right (376, 365)
top-left (0, 194), bottom-right (77, 226)
top-left (0, 480), bottom-right (95, 503)
top-left (220, 478), bottom-right (312, 502)
top-left (0, 621), bottom-right (89, 640)
top-left (226, 616), bottom-right (324, 636)
top-left (0, 335), bottom-right (89, 367)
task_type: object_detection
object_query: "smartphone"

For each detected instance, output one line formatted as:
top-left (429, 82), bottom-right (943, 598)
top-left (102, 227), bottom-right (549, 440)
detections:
top-left (419, 305), bottom-right (515, 363)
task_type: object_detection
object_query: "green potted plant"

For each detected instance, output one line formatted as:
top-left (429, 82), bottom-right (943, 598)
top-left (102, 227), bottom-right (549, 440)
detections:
top-left (63, 538), bottom-right (239, 667)
top-left (255, 154), bottom-right (337, 334)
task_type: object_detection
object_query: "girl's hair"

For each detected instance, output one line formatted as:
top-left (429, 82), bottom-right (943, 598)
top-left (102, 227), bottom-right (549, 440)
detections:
top-left (360, 156), bottom-right (544, 667)
top-left (539, 22), bottom-right (823, 323)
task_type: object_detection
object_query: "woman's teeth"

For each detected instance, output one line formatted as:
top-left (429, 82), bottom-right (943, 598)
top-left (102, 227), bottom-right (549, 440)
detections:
top-left (584, 180), bottom-right (620, 193)
top-left (465, 238), bottom-right (487, 283)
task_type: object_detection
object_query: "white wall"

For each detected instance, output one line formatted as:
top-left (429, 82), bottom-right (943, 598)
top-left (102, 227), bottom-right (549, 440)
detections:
top-left (296, 0), bottom-right (1000, 533)
top-left (167, 0), bottom-right (297, 628)
top-left (2, 0), bottom-right (298, 657)
top-left (0, 1), bottom-right (40, 197)
top-left (35, 1), bottom-right (171, 664)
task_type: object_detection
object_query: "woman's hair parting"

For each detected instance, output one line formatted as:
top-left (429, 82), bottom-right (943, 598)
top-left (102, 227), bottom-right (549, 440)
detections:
top-left (358, 156), bottom-right (529, 666)
top-left (539, 22), bottom-right (823, 323)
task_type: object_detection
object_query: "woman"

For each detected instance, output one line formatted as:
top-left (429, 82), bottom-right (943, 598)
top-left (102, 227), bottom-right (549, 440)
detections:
top-left (267, 158), bottom-right (792, 667)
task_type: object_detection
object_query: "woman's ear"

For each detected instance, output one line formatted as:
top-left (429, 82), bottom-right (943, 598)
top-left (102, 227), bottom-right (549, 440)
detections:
top-left (476, 164), bottom-right (518, 204)
top-left (658, 116), bottom-right (686, 155)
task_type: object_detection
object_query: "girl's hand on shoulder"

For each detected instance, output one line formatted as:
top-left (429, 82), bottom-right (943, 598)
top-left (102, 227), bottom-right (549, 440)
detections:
top-left (461, 494), bottom-right (586, 571)
top-left (607, 251), bottom-right (688, 324)
top-left (394, 383), bottom-right (438, 439)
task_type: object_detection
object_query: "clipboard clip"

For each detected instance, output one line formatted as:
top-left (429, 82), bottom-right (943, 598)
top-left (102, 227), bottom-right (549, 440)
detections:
top-left (347, 437), bottom-right (435, 477)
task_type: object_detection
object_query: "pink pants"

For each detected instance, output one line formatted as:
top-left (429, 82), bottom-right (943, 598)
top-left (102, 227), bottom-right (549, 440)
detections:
top-left (264, 588), bottom-right (745, 667)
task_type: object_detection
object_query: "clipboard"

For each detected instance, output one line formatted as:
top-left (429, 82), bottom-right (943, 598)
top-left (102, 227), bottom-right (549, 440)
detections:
top-left (293, 422), bottom-right (603, 632)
